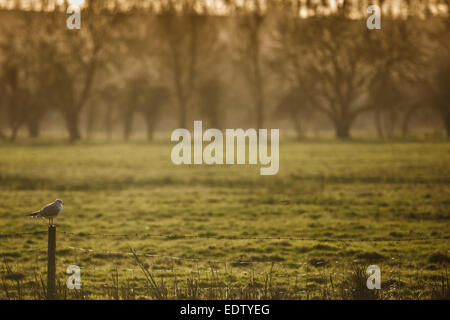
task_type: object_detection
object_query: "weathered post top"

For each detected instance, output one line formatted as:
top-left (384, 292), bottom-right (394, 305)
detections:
top-left (47, 225), bottom-right (56, 300)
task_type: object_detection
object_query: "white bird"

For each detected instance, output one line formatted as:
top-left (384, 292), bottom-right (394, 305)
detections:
top-left (28, 199), bottom-right (63, 225)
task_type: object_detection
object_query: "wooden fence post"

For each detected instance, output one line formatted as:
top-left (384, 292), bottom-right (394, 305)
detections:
top-left (47, 225), bottom-right (56, 300)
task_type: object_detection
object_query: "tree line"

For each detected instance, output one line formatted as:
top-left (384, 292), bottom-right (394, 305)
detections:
top-left (0, 0), bottom-right (449, 142)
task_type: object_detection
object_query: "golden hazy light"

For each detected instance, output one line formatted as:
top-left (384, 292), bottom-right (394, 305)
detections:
top-left (66, 0), bottom-right (85, 7)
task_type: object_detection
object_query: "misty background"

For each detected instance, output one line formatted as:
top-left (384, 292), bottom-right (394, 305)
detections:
top-left (0, 0), bottom-right (449, 142)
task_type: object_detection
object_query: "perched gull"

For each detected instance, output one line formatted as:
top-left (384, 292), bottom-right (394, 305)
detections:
top-left (28, 199), bottom-right (63, 225)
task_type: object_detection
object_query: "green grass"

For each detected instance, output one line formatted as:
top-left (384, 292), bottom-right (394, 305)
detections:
top-left (0, 140), bottom-right (449, 299)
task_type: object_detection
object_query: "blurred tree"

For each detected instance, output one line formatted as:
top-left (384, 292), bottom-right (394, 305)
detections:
top-left (2, 65), bottom-right (26, 141)
top-left (0, 31), bottom-right (27, 141)
top-left (0, 86), bottom-right (5, 140)
top-left (276, 86), bottom-right (314, 140)
top-left (426, 62), bottom-right (450, 138)
top-left (84, 98), bottom-right (100, 140)
top-left (228, 0), bottom-right (268, 129)
top-left (307, 17), bottom-right (376, 139)
top-left (370, 77), bottom-right (403, 138)
top-left (156, 0), bottom-right (221, 128)
top-left (423, 17), bottom-right (450, 138)
top-left (367, 14), bottom-right (424, 138)
top-left (0, 9), bottom-right (64, 140)
top-left (273, 6), bottom-right (376, 139)
top-left (25, 25), bottom-right (57, 138)
top-left (122, 76), bottom-right (142, 141)
top-left (198, 78), bottom-right (223, 128)
top-left (48, 1), bottom-right (119, 142)
top-left (98, 84), bottom-right (121, 141)
top-left (123, 75), bottom-right (170, 141)
top-left (116, 8), bottom-right (165, 140)
top-left (140, 86), bottom-right (171, 141)
top-left (1, 0), bottom-right (448, 141)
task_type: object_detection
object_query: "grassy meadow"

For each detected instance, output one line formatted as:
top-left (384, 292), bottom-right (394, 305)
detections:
top-left (0, 139), bottom-right (449, 299)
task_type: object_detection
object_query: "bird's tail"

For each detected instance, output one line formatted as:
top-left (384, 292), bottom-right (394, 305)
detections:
top-left (28, 212), bottom-right (40, 218)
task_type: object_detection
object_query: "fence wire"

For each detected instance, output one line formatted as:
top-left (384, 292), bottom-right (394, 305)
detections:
top-left (1, 230), bottom-right (449, 242)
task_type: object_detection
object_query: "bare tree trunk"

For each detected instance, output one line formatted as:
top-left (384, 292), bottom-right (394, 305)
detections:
top-left (26, 120), bottom-right (40, 138)
top-left (401, 105), bottom-right (418, 138)
top-left (386, 109), bottom-right (397, 139)
top-left (178, 98), bottom-right (187, 128)
top-left (252, 35), bottom-right (264, 130)
top-left (9, 124), bottom-right (20, 142)
top-left (123, 110), bottom-right (134, 141)
top-left (147, 125), bottom-right (154, 141)
top-left (64, 112), bottom-right (81, 142)
top-left (105, 104), bottom-right (113, 141)
top-left (445, 112), bottom-right (450, 138)
top-left (255, 93), bottom-right (264, 130)
top-left (254, 51), bottom-right (264, 129)
top-left (293, 115), bottom-right (303, 140)
top-left (335, 120), bottom-right (351, 139)
top-left (375, 109), bottom-right (384, 139)
top-left (85, 104), bottom-right (97, 140)
top-left (145, 115), bottom-right (155, 141)
top-left (68, 122), bottom-right (81, 142)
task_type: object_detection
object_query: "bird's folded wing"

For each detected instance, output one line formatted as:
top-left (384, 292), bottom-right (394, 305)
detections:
top-left (39, 203), bottom-right (60, 217)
